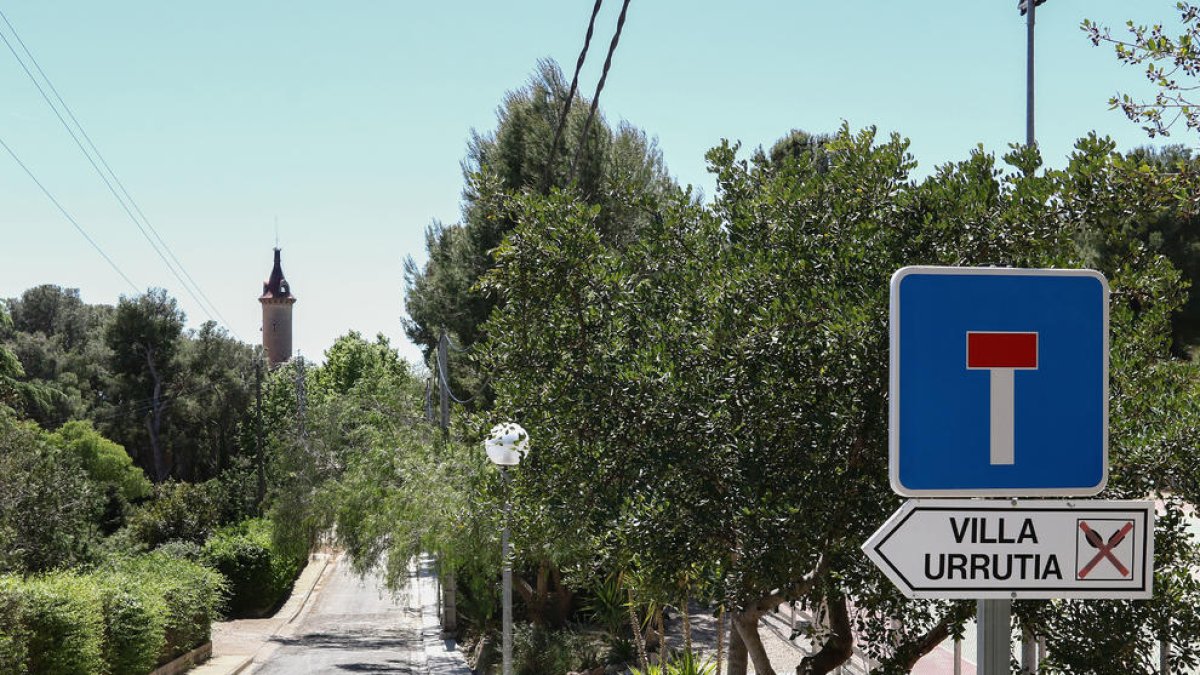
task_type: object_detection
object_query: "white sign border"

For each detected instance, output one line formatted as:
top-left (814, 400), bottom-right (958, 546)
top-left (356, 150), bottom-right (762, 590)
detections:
top-left (888, 266), bottom-right (1110, 497)
top-left (863, 499), bottom-right (1154, 600)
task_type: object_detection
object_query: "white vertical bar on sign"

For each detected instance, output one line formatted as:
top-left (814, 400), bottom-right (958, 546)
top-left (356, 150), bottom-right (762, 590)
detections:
top-left (990, 368), bottom-right (1015, 465)
top-left (954, 637), bottom-right (962, 675)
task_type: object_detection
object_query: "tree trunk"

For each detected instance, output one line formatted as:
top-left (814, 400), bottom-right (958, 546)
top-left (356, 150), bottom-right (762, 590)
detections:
top-left (550, 564), bottom-right (573, 624)
top-left (143, 346), bottom-right (167, 482)
top-left (734, 609), bottom-right (775, 675)
top-left (659, 606), bottom-right (669, 663)
top-left (890, 600), bottom-right (973, 671)
top-left (798, 594), bottom-right (853, 675)
top-left (513, 560), bottom-right (573, 626)
top-left (726, 613), bottom-right (748, 675)
top-left (682, 595), bottom-right (693, 655)
top-left (628, 588), bottom-right (649, 670)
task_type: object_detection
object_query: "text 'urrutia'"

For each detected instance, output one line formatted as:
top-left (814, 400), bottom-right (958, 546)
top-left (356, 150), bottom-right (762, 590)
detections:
top-left (926, 516), bottom-right (1062, 582)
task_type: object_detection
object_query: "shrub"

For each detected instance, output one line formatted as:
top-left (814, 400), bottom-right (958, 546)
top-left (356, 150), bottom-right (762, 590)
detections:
top-left (0, 555), bottom-right (222, 674)
top-left (127, 480), bottom-right (223, 548)
top-left (97, 571), bottom-right (166, 675)
top-left (21, 572), bottom-right (105, 674)
top-left (46, 420), bottom-right (152, 502)
top-left (153, 539), bottom-right (204, 562)
top-left (204, 518), bottom-right (302, 618)
top-left (114, 552), bottom-right (226, 661)
top-left (512, 624), bottom-right (596, 675)
top-left (127, 470), bottom-right (260, 551)
top-left (0, 576), bottom-right (28, 675)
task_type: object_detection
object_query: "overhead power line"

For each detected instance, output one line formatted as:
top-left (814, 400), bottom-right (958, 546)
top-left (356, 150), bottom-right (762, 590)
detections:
top-left (569, 0), bottom-right (633, 184)
top-left (0, 135), bottom-right (140, 292)
top-left (542, 0), bottom-right (605, 192)
top-left (0, 9), bottom-right (239, 338)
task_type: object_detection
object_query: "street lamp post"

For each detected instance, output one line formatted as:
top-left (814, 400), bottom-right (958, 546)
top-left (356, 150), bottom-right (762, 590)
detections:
top-left (484, 423), bottom-right (529, 675)
top-left (1019, 0), bottom-right (1047, 147)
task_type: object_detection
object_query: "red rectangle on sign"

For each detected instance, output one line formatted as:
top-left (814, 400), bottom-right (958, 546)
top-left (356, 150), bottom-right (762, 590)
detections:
top-left (967, 332), bottom-right (1038, 369)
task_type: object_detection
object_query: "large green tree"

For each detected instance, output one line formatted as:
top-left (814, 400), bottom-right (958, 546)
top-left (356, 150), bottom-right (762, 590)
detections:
top-left (1081, 144), bottom-right (1200, 351)
top-left (0, 286), bottom-right (111, 424)
top-left (479, 127), bottom-right (1200, 674)
top-left (105, 289), bottom-right (185, 483)
top-left (0, 409), bottom-right (102, 574)
top-left (403, 60), bottom-right (674, 369)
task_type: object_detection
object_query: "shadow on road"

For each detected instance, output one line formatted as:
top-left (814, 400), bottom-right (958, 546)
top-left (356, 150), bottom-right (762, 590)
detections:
top-left (269, 630), bottom-right (415, 653)
top-left (335, 659), bottom-right (413, 673)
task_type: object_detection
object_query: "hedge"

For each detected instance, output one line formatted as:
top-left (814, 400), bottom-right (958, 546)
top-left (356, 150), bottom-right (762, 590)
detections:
top-left (115, 552), bottom-right (226, 663)
top-left (98, 572), bottom-right (167, 675)
top-left (20, 572), bottom-right (105, 674)
top-left (0, 577), bottom-right (29, 675)
top-left (204, 518), bottom-right (303, 618)
top-left (0, 552), bottom-right (225, 675)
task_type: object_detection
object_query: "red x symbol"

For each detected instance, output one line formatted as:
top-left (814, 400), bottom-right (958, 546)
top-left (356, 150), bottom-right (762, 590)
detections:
top-left (1078, 521), bottom-right (1133, 578)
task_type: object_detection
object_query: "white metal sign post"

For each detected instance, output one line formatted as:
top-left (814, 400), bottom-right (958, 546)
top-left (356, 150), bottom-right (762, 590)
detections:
top-left (876, 266), bottom-right (1135, 675)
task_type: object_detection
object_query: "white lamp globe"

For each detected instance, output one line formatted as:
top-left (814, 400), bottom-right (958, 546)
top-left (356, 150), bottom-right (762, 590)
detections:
top-left (484, 422), bottom-right (530, 467)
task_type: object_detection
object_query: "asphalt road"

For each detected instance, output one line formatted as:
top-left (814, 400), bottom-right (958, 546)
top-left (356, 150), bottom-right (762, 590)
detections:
top-left (254, 557), bottom-right (419, 674)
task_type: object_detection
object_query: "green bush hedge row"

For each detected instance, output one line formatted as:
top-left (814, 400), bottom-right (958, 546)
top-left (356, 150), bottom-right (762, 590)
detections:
top-left (203, 518), bottom-right (304, 618)
top-left (0, 551), bottom-right (225, 675)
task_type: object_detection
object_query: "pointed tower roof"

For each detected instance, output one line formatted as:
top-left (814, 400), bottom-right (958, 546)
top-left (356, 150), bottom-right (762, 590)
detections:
top-left (260, 248), bottom-right (295, 301)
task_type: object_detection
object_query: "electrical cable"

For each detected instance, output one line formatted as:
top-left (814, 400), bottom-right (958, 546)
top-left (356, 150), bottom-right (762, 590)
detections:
top-left (568, 0), bottom-right (633, 184)
top-left (85, 379), bottom-right (227, 421)
top-left (541, 0), bottom-right (604, 193)
top-left (0, 10), bottom-right (239, 338)
top-left (437, 335), bottom-right (493, 404)
top-left (0, 135), bottom-right (139, 292)
top-left (436, 344), bottom-right (477, 405)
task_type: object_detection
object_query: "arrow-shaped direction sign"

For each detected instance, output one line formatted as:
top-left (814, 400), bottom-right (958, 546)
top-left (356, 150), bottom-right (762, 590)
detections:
top-left (862, 500), bottom-right (1154, 600)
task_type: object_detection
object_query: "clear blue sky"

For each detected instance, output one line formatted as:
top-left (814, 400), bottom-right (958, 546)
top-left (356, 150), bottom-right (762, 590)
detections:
top-left (0, 1), bottom-right (1190, 366)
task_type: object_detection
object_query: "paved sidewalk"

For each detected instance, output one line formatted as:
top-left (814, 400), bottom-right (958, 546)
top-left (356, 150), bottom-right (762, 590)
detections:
top-left (191, 551), bottom-right (337, 675)
top-left (412, 554), bottom-right (473, 675)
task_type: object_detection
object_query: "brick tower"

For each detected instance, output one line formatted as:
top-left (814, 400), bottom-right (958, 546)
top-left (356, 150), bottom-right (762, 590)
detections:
top-left (259, 248), bottom-right (296, 366)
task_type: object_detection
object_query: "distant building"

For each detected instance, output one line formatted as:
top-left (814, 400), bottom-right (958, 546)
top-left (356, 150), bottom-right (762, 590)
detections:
top-left (259, 248), bottom-right (296, 366)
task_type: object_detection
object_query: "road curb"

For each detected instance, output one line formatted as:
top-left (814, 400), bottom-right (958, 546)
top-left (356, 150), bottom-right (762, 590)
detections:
top-left (192, 551), bottom-right (337, 675)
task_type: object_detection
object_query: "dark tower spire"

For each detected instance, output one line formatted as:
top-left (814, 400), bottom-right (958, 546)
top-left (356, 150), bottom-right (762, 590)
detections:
top-left (259, 248), bottom-right (296, 366)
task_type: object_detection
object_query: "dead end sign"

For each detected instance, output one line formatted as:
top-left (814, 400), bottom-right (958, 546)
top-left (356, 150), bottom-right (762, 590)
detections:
top-left (862, 500), bottom-right (1154, 600)
top-left (890, 267), bottom-right (1109, 497)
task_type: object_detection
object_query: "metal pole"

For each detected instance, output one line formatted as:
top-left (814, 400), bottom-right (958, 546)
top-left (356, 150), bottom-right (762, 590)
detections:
top-left (436, 334), bottom-right (457, 634)
top-left (438, 333), bottom-right (450, 436)
top-left (1026, 0), bottom-right (1036, 147)
top-left (502, 467), bottom-right (513, 675)
top-left (977, 599), bottom-right (1011, 675)
top-left (255, 357), bottom-right (265, 511)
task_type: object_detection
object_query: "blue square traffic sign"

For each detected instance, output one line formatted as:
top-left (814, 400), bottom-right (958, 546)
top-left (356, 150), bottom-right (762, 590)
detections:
top-left (890, 267), bottom-right (1109, 496)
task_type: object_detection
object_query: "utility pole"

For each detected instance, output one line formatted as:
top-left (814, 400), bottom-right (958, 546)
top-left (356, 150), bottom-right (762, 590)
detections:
top-left (1026, 0), bottom-right (1037, 147)
top-left (435, 332), bottom-right (456, 635)
top-left (255, 357), bottom-right (265, 511)
top-left (437, 333), bottom-right (450, 436)
top-left (296, 355), bottom-right (307, 440)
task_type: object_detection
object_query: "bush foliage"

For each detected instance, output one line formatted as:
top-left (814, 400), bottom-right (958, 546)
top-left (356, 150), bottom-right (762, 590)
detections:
top-left (0, 552), bottom-right (225, 675)
top-left (204, 518), bottom-right (303, 618)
